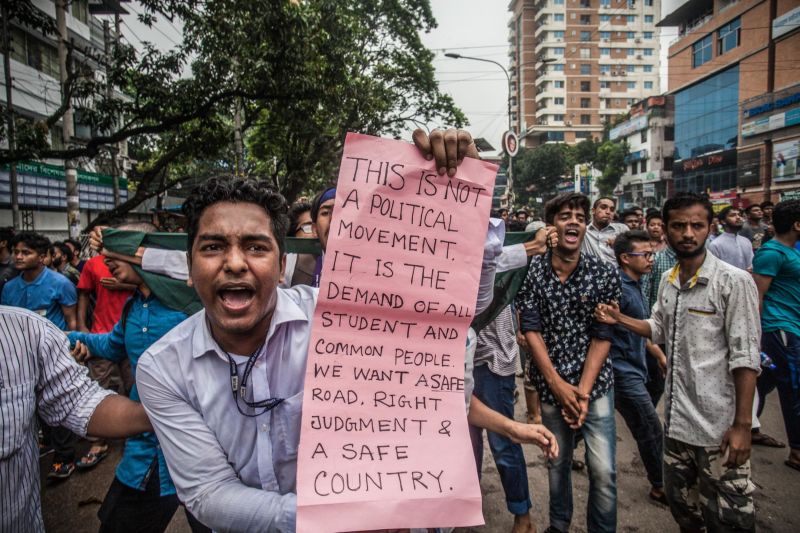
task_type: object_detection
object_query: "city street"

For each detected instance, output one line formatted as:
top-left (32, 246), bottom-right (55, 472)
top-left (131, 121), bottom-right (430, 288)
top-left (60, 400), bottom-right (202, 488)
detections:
top-left (41, 376), bottom-right (798, 533)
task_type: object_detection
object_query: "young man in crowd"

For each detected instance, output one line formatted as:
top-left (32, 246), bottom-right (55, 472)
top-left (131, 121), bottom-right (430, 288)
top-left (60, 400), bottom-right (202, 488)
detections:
top-left (752, 199), bottom-right (800, 473)
top-left (646, 212), bottom-right (667, 252)
top-left (581, 196), bottom-right (629, 265)
top-left (516, 192), bottom-right (620, 533)
top-left (740, 203), bottom-right (769, 250)
top-left (281, 188), bottom-right (333, 288)
top-left (51, 241), bottom-right (82, 285)
top-left (68, 224), bottom-right (201, 533)
top-left (0, 305), bottom-right (152, 532)
top-left (0, 226), bottom-right (17, 295)
top-left (760, 201), bottom-right (774, 226)
top-left (597, 192), bottom-right (761, 532)
top-left (608, 231), bottom-right (666, 505)
top-left (132, 129), bottom-right (558, 531)
top-left (2, 231), bottom-right (80, 479)
top-left (287, 200), bottom-right (316, 240)
top-left (64, 237), bottom-right (86, 272)
top-left (622, 209), bottom-right (641, 231)
top-left (707, 206), bottom-right (753, 271)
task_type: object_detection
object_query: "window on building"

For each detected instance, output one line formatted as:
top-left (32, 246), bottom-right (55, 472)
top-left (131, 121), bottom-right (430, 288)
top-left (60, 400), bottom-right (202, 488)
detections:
top-left (581, 31), bottom-right (592, 41)
top-left (580, 97), bottom-right (591, 108)
top-left (663, 157), bottom-right (673, 171)
top-left (553, 47), bottom-right (565, 55)
top-left (644, 81), bottom-right (653, 89)
top-left (580, 64), bottom-right (591, 74)
top-left (627, 81), bottom-right (636, 89)
top-left (553, 64), bottom-right (565, 72)
top-left (692, 35), bottom-right (712, 67)
top-left (645, 0), bottom-right (653, 5)
top-left (665, 126), bottom-right (675, 141)
top-left (554, 114), bottom-right (565, 121)
top-left (627, 15), bottom-right (636, 23)
top-left (627, 32), bottom-right (636, 39)
top-left (548, 131), bottom-right (566, 142)
top-left (580, 48), bottom-right (591, 58)
top-left (600, 65), bottom-right (611, 73)
top-left (555, 80), bottom-right (566, 88)
top-left (576, 131), bottom-right (592, 139)
top-left (644, 32), bottom-right (654, 39)
top-left (644, 48), bottom-right (654, 56)
top-left (600, 14), bottom-right (611, 22)
top-left (600, 48), bottom-right (611, 55)
top-left (601, 81), bottom-right (611, 88)
top-left (645, 15), bottom-right (654, 23)
top-left (627, 0), bottom-right (636, 8)
top-left (644, 64), bottom-right (653, 72)
top-left (555, 97), bottom-right (565, 105)
top-left (601, 0), bottom-right (611, 6)
top-left (718, 18), bottom-right (741, 55)
top-left (631, 163), bottom-right (637, 175)
top-left (581, 81), bottom-right (591, 91)
top-left (627, 48), bottom-right (636, 56)
top-left (628, 98), bottom-right (637, 105)
top-left (554, 0), bottom-right (565, 4)
top-left (600, 31), bottom-right (611, 40)
top-left (640, 159), bottom-right (648, 173)
top-left (71, 0), bottom-right (89, 24)
top-left (555, 13), bottom-right (565, 22)
top-left (626, 64), bottom-right (635, 72)
top-left (581, 15), bottom-right (591, 25)
top-left (11, 28), bottom-right (60, 79)
top-left (553, 31), bottom-right (565, 39)
top-left (581, 0), bottom-right (592, 7)
top-left (581, 114), bottom-right (591, 124)
top-left (641, 129), bottom-right (648, 142)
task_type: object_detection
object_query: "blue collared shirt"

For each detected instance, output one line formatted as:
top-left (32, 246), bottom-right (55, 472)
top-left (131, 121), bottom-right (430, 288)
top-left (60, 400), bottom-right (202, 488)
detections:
top-left (68, 292), bottom-right (188, 496)
top-left (1, 267), bottom-right (77, 330)
top-left (609, 269), bottom-right (648, 384)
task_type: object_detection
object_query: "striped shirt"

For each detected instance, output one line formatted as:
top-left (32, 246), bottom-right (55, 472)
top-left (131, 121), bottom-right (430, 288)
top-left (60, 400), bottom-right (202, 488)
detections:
top-left (0, 306), bottom-right (113, 533)
top-left (474, 305), bottom-right (519, 376)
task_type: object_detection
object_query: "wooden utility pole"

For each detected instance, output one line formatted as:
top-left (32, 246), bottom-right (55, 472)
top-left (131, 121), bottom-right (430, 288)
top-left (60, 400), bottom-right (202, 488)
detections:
top-left (104, 18), bottom-right (120, 206)
top-left (1, 2), bottom-right (20, 229)
top-left (56, 0), bottom-right (80, 238)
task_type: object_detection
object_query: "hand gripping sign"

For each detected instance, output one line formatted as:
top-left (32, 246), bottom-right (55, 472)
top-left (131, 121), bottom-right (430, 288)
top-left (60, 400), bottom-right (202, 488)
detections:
top-left (296, 133), bottom-right (497, 532)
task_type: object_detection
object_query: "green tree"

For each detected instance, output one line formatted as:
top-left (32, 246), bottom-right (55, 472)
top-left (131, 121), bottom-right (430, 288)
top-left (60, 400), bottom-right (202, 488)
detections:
top-left (594, 140), bottom-right (629, 196)
top-left (513, 144), bottom-right (572, 205)
top-left (571, 138), bottom-right (600, 167)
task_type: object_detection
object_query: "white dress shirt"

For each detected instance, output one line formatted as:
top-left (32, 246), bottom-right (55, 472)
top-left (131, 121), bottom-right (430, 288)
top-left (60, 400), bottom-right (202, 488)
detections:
top-left (645, 252), bottom-right (761, 447)
top-left (581, 221), bottom-right (629, 265)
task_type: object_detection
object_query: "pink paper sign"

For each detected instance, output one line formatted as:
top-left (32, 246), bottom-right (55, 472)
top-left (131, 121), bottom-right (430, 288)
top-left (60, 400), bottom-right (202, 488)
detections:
top-left (296, 133), bottom-right (498, 532)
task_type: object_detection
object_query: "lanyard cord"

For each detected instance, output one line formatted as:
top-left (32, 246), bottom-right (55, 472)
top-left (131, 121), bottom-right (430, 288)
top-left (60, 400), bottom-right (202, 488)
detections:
top-left (223, 341), bottom-right (285, 418)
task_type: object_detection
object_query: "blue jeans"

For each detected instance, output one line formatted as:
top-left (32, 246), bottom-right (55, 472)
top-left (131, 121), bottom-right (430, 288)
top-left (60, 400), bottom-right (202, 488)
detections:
top-left (760, 330), bottom-right (800, 450)
top-left (469, 363), bottom-right (532, 516)
top-left (541, 390), bottom-right (617, 533)
top-left (614, 375), bottom-right (664, 489)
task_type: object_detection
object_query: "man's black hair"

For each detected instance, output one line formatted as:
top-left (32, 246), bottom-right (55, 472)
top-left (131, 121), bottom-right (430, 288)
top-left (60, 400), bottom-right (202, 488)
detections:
top-left (288, 200), bottom-right (313, 236)
top-left (53, 241), bottom-right (73, 262)
top-left (646, 207), bottom-right (660, 217)
top-left (645, 211), bottom-right (662, 224)
top-left (310, 187), bottom-right (335, 223)
top-left (10, 231), bottom-right (51, 256)
top-left (544, 193), bottom-right (590, 225)
top-left (65, 238), bottom-right (81, 251)
top-left (622, 209), bottom-right (639, 220)
top-left (744, 204), bottom-right (761, 214)
top-left (592, 196), bottom-right (617, 209)
top-left (772, 199), bottom-right (800, 235)
top-left (182, 176), bottom-right (289, 256)
top-left (760, 201), bottom-right (774, 209)
top-left (0, 226), bottom-right (14, 252)
top-left (662, 192), bottom-right (713, 225)
top-left (717, 205), bottom-right (740, 223)
top-left (614, 230), bottom-right (651, 265)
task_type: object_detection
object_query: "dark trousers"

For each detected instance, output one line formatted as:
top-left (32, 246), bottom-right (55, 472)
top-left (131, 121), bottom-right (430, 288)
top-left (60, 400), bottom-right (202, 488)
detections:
top-left (614, 376), bottom-right (664, 489)
top-left (468, 364), bottom-right (532, 516)
top-left (98, 469), bottom-right (211, 533)
top-left (759, 330), bottom-right (800, 450)
top-left (40, 420), bottom-right (76, 463)
top-left (645, 346), bottom-right (666, 408)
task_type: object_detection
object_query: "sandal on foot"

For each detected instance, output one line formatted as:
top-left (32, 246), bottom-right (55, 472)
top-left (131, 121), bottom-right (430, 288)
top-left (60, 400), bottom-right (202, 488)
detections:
top-left (649, 491), bottom-right (668, 505)
top-left (751, 432), bottom-right (786, 448)
top-left (76, 448), bottom-right (108, 470)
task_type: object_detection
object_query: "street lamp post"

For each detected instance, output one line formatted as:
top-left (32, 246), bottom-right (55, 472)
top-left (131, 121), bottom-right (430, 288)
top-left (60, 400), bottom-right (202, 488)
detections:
top-left (444, 53), bottom-right (515, 209)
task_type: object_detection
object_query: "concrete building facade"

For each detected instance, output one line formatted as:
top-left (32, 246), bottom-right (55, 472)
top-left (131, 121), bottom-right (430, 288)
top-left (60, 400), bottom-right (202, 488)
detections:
top-left (662, 0), bottom-right (800, 203)
top-left (509, 0), bottom-right (663, 146)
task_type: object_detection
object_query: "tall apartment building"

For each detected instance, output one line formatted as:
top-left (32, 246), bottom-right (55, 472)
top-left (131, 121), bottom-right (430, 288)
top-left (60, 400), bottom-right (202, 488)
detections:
top-left (1, 0), bottom-right (131, 234)
top-left (509, 0), bottom-right (662, 146)
top-left (662, 0), bottom-right (800, 204)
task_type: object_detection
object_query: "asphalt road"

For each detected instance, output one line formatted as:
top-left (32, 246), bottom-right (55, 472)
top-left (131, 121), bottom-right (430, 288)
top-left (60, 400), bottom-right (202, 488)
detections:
top-left (41, 377), bottom-right (798, 532)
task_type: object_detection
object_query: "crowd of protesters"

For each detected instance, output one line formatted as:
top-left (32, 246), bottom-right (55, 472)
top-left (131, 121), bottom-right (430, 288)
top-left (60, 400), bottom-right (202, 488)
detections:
top-left (1, 128), bottom-right (799, 533)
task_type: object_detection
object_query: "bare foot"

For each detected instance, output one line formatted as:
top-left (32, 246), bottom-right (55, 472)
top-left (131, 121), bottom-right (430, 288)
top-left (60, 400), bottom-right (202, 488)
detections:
top-left (512, 512), bottom-right (535, 533)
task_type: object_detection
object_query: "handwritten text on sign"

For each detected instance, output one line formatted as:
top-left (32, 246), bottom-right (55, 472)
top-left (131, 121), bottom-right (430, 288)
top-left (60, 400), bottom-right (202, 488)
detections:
top-left (296, 133), bottom-right (497, 531)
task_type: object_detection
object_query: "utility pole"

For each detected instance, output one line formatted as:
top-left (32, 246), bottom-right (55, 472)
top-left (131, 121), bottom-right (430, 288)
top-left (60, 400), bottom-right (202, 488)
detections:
top-left (763, 0), bottom-right (777, 203)
top-left (1, 3), bottom-right (20, 229)
top-left (233, 99), bottom-right (244, 175)
top-left (57, 0), bottom-right (80, 239)
top-left (104, 18), bottom-right (119, 206)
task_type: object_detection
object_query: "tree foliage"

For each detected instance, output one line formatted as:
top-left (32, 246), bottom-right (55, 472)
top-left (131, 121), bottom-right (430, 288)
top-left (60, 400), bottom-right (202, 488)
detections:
top-left (2, 0), bottom-right (465, 225)
top-left (512, 143), bottom-right (572, 205)
top-left (594, 140), bottom-right (629, 196)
